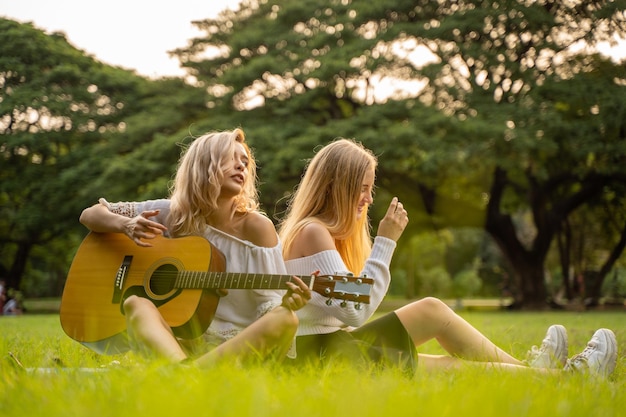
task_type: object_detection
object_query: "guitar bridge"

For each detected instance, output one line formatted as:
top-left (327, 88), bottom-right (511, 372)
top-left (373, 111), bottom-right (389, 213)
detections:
top-left (112, 256), bottom-right (132, 303)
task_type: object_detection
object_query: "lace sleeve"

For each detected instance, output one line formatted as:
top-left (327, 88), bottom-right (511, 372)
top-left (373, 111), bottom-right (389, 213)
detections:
top-left (98, 198), bottom-right (137, 218)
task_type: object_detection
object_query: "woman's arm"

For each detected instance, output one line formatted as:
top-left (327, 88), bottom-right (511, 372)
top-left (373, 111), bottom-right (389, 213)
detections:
top-left (79, 200), bottom-right (167, 247)
top-left (80, 203), bottom-right (131, 233)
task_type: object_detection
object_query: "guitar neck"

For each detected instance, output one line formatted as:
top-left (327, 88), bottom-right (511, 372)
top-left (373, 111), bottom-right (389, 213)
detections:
top-left (175, 271), bottom-right (308, 290)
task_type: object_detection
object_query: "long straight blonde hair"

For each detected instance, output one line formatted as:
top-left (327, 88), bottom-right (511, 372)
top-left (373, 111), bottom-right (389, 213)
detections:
top-left (279, 139), bottom-right (377, 274)
top-left (168, 128), bottom-right (259, 237)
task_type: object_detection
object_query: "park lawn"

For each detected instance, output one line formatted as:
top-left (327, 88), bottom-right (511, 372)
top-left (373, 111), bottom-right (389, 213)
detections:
top-left (1, 311), bottom-right (624, 417)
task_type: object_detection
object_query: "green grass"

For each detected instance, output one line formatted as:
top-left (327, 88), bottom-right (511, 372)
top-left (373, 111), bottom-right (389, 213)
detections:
top-left (1, 311), bottom-right (624, 417)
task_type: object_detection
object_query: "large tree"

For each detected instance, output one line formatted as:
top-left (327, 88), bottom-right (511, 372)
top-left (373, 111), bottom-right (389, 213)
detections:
top-left (0, 19), bottom-right (206, 293)
top-left (174, 0), bottom-right (626, 307)
top-left (1, 19), bottom-right (132, 291)
top-left (407, 1), bottom-right (626, 307)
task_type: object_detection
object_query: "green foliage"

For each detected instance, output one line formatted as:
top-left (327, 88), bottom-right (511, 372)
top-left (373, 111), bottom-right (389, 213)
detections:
top-left (391, 232), bottom-right (453, 297)
top-left (0, 19), bottom-right (207, 294)
top-left (602, 268), bottom-right (626, 300)
top-left (0, 18), bottom-right (144, 291)
top-left (444, 228), bottom-right (484, 276)
top-left (3, 0), bottom-right (626, 307)
top-left (452, 268), bottom-right (483, 298)
top-left (179, 3), bottom-right (625, 309)
top-left (417, 265), bottom-right (452, 296)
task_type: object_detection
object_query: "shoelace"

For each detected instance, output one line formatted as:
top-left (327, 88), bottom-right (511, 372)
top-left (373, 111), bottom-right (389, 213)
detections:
top-left (526, 345), bottom-right (542, 360)
top-left (525, 343), bottom-right (550, 365)
top-left (579, 341), bottom-right (598, 358)
top-left (565, 341), bottom-right (597, 370)
top-left (565, 354), bottom-right (588, 370)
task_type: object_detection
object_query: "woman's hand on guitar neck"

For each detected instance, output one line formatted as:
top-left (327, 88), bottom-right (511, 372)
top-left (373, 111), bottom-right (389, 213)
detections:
top-left (124, 210), bottom-right (168, 247)
top-left (281, 276), bottom-right (312, 311)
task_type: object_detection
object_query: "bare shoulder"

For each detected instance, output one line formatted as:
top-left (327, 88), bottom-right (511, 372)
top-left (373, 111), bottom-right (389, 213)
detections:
top-left (241, 211), bottom-right (278, 248)
top-left (289, 220), bottom-right (336, 258)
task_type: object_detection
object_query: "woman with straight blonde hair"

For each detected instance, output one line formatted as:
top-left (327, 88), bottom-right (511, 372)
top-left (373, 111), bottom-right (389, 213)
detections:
top-left (80, 128), bottom-right (310, 366)
top-left (279, 139), bottom-right (375, 275)
top-left (279, 138), bottom-right (617, 378)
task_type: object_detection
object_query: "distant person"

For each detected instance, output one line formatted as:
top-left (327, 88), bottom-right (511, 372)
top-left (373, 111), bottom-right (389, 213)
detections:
top-left (0, 279), bottom-right (6, 315)
top-left (80, 128), bottom-right (310, 366)
top-left (0, 281), bottom-right (23, 316)
top-left (278, 138), bottom-right (617, 377)
top-left (2, 291), bottom-right (23, 315)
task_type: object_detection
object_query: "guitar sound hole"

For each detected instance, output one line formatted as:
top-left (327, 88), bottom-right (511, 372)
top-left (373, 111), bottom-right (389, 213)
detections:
top-left (150, 264), bottom-right (177, 295)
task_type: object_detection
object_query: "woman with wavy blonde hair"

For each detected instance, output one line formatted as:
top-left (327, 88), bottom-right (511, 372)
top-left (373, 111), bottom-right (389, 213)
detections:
top-left (279, 138), bottom-right (617, 378)
top-left (168, 129), bottom-right (259, 237)
top-left (80, 128), bottom-right (310, 367)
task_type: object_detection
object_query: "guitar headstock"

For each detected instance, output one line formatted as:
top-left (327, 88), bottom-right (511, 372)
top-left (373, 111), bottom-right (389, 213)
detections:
top-left (311, 274), bottom-right (373, 306)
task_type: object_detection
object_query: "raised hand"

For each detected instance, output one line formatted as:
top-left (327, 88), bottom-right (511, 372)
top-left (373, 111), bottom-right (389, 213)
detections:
top-left (376, 197), bottom-right (409, 242)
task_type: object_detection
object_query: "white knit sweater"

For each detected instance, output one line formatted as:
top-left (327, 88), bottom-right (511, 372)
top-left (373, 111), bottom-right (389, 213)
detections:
top-left (285, 236), bottom-right (396, 336)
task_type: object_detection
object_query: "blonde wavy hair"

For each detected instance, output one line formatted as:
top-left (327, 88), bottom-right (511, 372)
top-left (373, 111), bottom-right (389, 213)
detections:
top-left (168, 128), bottom-right (259, 237)
top-left (279, 139), bottom-right (377, 274)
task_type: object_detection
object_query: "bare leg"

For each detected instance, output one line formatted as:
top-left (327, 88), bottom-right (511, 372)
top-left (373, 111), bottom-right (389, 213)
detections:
top-left (394, 297), bottom-right (524, 365)
top-left (123, 295), bottom-right (187, 362)
top-left (124, 294), bottom-right (298, 367)
top-left (194, 306), bottom-right (298, 368)
top-left (417, 354), bottom-right (559, 374)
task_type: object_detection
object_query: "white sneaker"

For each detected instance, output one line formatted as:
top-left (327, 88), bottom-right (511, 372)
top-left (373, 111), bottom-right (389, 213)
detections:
top-left (526, 324), bottom-right (568, 368)
top-left (564, 328), bottom-right (617, 378)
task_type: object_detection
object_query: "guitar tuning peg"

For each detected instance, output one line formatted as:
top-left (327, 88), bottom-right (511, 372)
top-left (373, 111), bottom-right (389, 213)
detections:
top-left (326, 298), bottom-right (333, 306)
top-left (340, 300), bottom-right (347, 308)
top-left (356, 278), bottom-right (362, 285)
top-left (355, 302), bottom-right (362, 310)
top-left (346, 272), bottom-right (354, 277)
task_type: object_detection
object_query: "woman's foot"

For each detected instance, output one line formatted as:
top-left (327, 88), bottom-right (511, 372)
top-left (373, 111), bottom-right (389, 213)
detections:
top-left (526, 324), bottom-right (568, 368)
top-left (564, 328), bottom-right (617, 378)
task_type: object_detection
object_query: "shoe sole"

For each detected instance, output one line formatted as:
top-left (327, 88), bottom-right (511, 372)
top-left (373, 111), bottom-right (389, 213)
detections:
top-left (549, 324), bottom-right (568, 367)
top-left (595, 328), bottom-right (618, 377)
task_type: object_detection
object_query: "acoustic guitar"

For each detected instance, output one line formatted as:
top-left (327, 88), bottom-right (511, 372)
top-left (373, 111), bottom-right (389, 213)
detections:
top-left (60, 232), bottom-right (373, 355)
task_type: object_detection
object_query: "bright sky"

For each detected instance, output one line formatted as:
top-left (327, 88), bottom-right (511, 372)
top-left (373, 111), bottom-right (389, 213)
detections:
top-left (2, 1), bottom-right (624, 80)
top-left (1, 0), bottom-right (242, 78)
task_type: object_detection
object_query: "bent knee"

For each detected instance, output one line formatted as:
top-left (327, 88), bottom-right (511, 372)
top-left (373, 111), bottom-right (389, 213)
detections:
top-left (397, 296), bottom-right (451, 320)
top-left (421, 297), bottom-right (454, 317)
top-left (123, 295), bottom-right (156, 316)
top-left (419, 296), bottom-right (450, 311)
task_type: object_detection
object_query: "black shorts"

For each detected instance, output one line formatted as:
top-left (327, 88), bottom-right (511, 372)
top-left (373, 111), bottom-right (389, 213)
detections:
top-left (287, 312), bottom-right (417, 375)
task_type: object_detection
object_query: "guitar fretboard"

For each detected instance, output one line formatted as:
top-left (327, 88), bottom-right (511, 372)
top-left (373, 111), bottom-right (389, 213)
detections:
top-left (174, 271), bottom-right (304, 290)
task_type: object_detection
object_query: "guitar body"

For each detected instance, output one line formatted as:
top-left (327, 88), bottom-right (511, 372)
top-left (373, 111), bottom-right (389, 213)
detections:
top-left (60, 233), bottom-right (226, 354)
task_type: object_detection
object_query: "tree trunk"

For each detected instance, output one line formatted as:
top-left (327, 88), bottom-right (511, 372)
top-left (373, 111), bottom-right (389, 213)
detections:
top-left (485, 167), bottom-right (552, 309)
top-left (508, 254), bottom-right (549, 309)
top-left (557, 219), bottom-right (573, 300)
top-left (6, 242), bottom-right (33, 290)
top-left (585, 222), bottom-right (626, 306)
